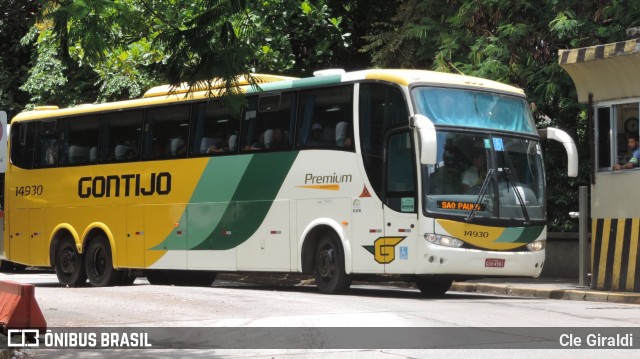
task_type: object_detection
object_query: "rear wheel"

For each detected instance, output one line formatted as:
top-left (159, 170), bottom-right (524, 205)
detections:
top-left (314, 235), bottom-right (351, 294)
top-left (85, 236), bottom-right (121, 287)
top-left (415, 278), bottom-right (452, 297)
top-left (55, 239), bottom-right (87, 287)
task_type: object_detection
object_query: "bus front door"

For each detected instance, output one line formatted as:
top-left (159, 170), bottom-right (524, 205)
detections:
top-left (383, 131), bottom-right (418, 274)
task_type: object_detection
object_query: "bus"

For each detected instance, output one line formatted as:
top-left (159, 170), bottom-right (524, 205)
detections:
top-left (0, 69), bottom-right (578, 295)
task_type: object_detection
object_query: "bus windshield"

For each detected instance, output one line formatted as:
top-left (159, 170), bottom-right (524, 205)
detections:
top-left (422, 130), bottom-right (546, 223)
top-left (412, 87), bottom-right (537, 134)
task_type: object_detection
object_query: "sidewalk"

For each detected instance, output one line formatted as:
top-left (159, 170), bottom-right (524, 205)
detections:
top-left (450, 277), bottom-right (640, 304)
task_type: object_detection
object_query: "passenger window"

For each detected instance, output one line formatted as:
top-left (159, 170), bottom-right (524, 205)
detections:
top-left (59, 116), bottom-right (100, 166)
top-left (34, 120), bottom-right (59, 168)
top-left (241, 93), bottom-right (296, 152)
top-left (10, 122), bottom-right (37, 169)
top-left (100, 110), bottom-right (143, 163)
top-left (143, 104), bottom-right (191, 160)
top-left (297, 86), bottom-right (353, 149)
top-left (190, 100), bottom-right (240, 156)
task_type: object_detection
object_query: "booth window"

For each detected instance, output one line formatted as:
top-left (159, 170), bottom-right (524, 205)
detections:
top-left (596, 102), bottom-right (640, 171)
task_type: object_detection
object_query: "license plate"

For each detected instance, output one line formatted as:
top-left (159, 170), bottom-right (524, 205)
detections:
top-left (485, 258), bottom-right (505, 268)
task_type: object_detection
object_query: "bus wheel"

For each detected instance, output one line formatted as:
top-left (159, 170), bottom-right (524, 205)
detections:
top-left (415, 278), bottom-right (452, 297)
top-left (314, 235), bottom-right (351, 294)
top-left (55, 239), bottom-right (87, 287)
top-left (85, 236), bottom-right (120, 287)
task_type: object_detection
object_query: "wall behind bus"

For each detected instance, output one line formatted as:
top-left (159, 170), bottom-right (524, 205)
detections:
top-left (541, 232), bottom-right (588, 279)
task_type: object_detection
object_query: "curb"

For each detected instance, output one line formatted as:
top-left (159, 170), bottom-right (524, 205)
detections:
top-left (450, 282), bottom-right (640, 304)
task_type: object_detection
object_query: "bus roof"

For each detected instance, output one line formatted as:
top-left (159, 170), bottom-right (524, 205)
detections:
top-left (12, 69), bottom-right (524, 122)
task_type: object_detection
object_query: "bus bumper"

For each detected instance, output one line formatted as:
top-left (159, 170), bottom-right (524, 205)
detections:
top-left (416, 244), bottom-right (545, 277)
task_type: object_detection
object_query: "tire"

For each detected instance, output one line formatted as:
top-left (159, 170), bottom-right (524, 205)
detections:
top-left (84, 235), bottom-right (121, 287)
top-left (55, 238), bottom-right (87, 287)
top-left (313, 234), bottom-right (351, 294)
top-left (146, 270), bottom-right (216, 287)
top-left (415, 278), bottom-right (452, 297)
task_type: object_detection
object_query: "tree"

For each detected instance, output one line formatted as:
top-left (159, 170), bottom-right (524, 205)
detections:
top-left (20, 0), bottom-right (352, 107)
top-left (0, 0), bottom-right (40, 118)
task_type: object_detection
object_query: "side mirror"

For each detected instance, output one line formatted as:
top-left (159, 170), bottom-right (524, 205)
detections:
top-left (538, 127), bottom-right (578, 177)
top-left (411, 114), bottom-right (437, 165)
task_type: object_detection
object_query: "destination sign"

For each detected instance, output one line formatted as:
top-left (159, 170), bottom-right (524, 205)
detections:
top-left (437, 200), bottom-right (486, 211)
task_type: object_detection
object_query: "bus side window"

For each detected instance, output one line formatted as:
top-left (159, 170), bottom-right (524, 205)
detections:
top-left (190, 100), bottom-right (240, 156)
top-left (241, 93), bottom-right (296, 152)
top-left (59, 115), bottom-right (100, 165)
top-left (10, 122), bottom-right (37, 169)
top-left (100, 110), bottom-right (144, 163)
top-left (143, 104), bottom-right (190, 160)
top-left (34, 120), bottom-right (59, 168)
top-left (297, 86), bottom-right (353, 149)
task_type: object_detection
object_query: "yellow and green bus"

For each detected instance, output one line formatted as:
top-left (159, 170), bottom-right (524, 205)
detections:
top-left (0, 69), bottom-right (578, 294)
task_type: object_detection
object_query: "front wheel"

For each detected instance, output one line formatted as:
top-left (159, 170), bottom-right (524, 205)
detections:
top-left (314, 235), bottom-right (351, 294)
top-left (55, 239), bottom-right (87, 287)
top-left (84, 236), bottom-right (121, 287)
top-left (415, 278), bottom-right (452, 297)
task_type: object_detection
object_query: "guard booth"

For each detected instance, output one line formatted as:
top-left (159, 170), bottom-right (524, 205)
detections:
top-left (559, 36), bottom-right (640, 292)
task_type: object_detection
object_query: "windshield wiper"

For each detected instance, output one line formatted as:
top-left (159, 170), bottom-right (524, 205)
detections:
top-left (465, 168), bottom-right (494, 222)
top-left (504, 167), bottom-right (530, 224)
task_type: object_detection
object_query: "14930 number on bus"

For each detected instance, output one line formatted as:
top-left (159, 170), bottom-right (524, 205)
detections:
top-left (15, 185), bottom-right (44, 197)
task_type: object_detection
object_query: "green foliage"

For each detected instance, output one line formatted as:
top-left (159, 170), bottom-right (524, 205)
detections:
top-left (18, 0), bottom-right (350, 107)
top-left (0, 0), bottom-right (39, 118)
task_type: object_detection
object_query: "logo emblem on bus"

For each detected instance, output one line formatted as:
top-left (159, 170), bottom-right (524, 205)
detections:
top-left (363, 236), bottom-right (406, 264)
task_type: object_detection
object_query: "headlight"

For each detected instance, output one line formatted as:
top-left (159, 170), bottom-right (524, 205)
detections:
top-left (526, 239), bottom-right (546, 251)
top-left (424, 233), bottom-right (464, 248)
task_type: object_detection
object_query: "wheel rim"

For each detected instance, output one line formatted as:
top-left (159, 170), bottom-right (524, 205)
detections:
top-left (90, 246), bottom-right (107, 280)
top-left (60, 245), bottom-right (79, 275)
top-left (318, 245), bottom-right (336, 280)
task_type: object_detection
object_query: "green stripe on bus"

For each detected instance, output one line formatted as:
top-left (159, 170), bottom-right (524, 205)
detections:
top-left (151, 156), bottom-right (253, 250)
top-left (192, 151), bottom-right (298, 250)
top-left (496, 226), bottom-right (544, 243)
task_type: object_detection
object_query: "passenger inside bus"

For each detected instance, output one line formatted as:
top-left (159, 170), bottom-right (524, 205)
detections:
top-left (461, 150), bottom-right (486, 192)
top-left (266, 129), bottom-right (288, 149)
top-left (307, 123), bottom-right (327, 146)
